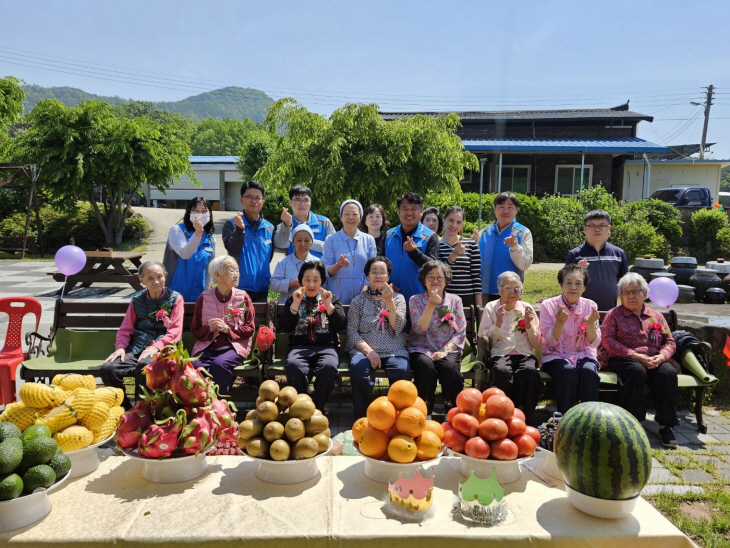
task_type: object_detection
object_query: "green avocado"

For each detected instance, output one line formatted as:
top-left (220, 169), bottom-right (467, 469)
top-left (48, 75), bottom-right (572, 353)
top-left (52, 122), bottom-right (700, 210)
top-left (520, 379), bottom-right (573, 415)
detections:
top-left (22, 465), bottom-right (55, 493)
top-left (0, 422), bottom-right (22, 443)
top-left (20, 424), bottom-right (52, 444)
top-left (0, 473), bottom-right (23, 500)
top-left (0, 437), bottom-right (23, 475)
top-left (19, 437), bottom-right (57, 470)
top-left (47, 453), bottom-right (71, 480)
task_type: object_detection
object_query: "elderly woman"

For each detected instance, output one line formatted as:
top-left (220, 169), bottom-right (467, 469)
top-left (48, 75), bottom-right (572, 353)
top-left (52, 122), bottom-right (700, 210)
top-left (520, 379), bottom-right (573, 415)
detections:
top-left (163, 196), bottom-right (216, 302)
top-left (278, 260), bottom-right (346, 412)
top-left (347, 256), bottom-right (410, 419)
top-left (539, 264), bottom-right (601, 414)
top-left (102, 261), bottom-right (184, 408)
top-left (408, 260), bottom-right (467, 415)
top-left (191, 255), bottom-right (255, 396)
top-left (323, 199), bottom-right (377, 305)
top-left (271, 224), bottom-right (318, 303)
top-left (600, 272), bottom-right (679, 448)
top-left (477, 271), bottom-right (541, 425)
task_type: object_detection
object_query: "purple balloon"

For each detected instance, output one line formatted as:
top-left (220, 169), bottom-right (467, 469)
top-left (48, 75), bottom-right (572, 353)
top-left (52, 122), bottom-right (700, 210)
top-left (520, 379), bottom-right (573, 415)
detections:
top-left (55, 245), bottom-right (87, 276)
top-left (648, 277), bottom-right (679, 308)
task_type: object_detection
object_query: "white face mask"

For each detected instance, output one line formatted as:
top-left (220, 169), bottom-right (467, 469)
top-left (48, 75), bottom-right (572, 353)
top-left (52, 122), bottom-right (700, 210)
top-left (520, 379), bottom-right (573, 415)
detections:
top-left (191, 213), bottom-right (210, 225)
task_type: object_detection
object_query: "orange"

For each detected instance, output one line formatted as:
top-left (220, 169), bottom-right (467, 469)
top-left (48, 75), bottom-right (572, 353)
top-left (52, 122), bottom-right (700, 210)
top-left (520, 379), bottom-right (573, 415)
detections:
top-left (396, 406), bottom-right (426, 438)
top-left (366, 396), bottom-right (397, 431)
top-left (386, 422), bottom-right (400, 439)
top-left (388, 435), bottom-right (417, 463)
top-left (415, 430), bottom-right (442, 461)
top-left (352, 417), bottom-right (369, 442)
top-left (387, 380), bottom-right (418, 410)
top-left (423, 419), bottom-right (445, 441)
top-left (413, 396), bottom-right (428, 417)
top-left (359, 427), bottom-right (389, 459)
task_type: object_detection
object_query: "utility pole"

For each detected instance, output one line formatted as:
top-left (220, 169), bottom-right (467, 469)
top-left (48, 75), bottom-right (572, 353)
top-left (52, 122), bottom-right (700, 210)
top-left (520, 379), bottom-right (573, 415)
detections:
top-left (700, 85), bottom-right (714, 159)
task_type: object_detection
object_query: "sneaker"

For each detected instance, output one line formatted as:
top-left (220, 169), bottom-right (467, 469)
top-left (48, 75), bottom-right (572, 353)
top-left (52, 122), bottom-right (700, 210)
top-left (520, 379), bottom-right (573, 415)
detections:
top-left (659, 426), bottom-right (678, 449)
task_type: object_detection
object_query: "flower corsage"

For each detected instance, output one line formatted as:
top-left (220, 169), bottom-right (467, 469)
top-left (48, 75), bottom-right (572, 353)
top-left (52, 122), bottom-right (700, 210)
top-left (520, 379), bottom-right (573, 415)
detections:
top-left (649, 321), bottom-right (668, 345)
top-left (149, 306), bottom-right (172, 328)
top-left (575, 322), bottom-right (587, 345)
top-left (225, 305), bottom-right (248, 330)
top-left (512, 311), bottom-right (527, 334)
top-left (377, 309), bottom-right (389, 333)
top-left (438, 309), bottom-right (458, 330)
top-left (317, 304), bottom-right (328, 329)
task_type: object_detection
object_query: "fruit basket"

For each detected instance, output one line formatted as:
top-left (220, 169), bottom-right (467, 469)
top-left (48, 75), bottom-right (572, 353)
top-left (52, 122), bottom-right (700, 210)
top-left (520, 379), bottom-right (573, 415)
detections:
top-left (243, 438), bottom-right (333, 484)
top-left (354, 443), bottom-right (441, 484)
top-left (122, 446), bottom-right (215, 483)
top-left (0, 471), bottom-right (70, 533)
top-left (449, 449), bottom-right (530, 484)
top-left (65, 433), bottom-right (115, 479)
top-left (564, 484), bottom-right (639, 519)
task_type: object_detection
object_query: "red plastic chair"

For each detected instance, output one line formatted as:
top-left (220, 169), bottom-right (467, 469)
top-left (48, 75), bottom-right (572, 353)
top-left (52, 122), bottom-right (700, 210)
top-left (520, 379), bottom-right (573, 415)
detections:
top-left (0, 297), bottom-right (42, 404)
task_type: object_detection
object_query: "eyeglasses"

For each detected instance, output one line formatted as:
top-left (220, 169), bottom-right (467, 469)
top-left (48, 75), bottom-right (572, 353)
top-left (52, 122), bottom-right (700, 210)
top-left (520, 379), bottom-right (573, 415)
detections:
top-left (584, 224), bottom-right (609, 230)
top-left (426, 276), bottom-right (446, 282)
top-left (243, 195), bottom-right (264, 202)
top-left (292, 198), bottom-right (311, 204)
top-left (621, 289), bottom-right (644, 297)
top-left (500, 286), bottom-right (522, 293)
top-left (562, 281), bottom-right (584, 288)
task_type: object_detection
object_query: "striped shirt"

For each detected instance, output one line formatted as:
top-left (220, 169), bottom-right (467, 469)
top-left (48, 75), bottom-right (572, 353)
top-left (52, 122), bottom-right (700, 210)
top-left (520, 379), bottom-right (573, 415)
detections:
top-left (438, 238), bottom-right (482, 298)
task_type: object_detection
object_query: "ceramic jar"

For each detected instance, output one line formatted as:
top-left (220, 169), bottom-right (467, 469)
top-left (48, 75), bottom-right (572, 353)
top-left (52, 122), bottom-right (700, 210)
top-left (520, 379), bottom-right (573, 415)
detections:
top-left (704, 287), bottom-right (727, 304)
top-left (650, 272), bottom-right (676, 281)
top-left (668, 257), bottom-right (698, 285)
top-left (706, 259), bottom-right (730, 276)
top-left (676, 285), bottom-right (695, 304)
top-left (689, 268), bottom-right (722, 302)
top-left (630, 257), bottom-right (665, 284)
top-left (723, 273), bottom-right (730, 297)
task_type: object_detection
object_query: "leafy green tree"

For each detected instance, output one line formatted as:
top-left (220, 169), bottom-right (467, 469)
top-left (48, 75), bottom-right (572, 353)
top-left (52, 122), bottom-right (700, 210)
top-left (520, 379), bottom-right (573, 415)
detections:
top-left (0, 76), bottom-right (25, 127)
top-left (237, 130), bottom-right (275, 181)
top-left (721, 166), bottom-right (730, 192)
top-left (189, 117), bottom-right (262, 156)
top-left (12, 99), bottom-right (194, 246)
top-left (112, 101), bottom-right (195, 143)
top-left (256, 99), bottom-right (479, 221)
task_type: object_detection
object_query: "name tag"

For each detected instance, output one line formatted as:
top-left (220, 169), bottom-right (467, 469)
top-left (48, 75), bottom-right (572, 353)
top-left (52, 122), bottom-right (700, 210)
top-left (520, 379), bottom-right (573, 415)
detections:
top-left (311, 227), bottom-right (320, 234)
top-left (264, 239), bottom-right (272, 246)
top-left (204, 247), bottom-right (214, 253)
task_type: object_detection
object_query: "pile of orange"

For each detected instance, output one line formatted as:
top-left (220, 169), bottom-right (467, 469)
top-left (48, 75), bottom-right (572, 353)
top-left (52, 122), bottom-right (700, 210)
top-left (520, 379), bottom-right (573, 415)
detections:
top-left (352, 380), bottom-right (444, 463)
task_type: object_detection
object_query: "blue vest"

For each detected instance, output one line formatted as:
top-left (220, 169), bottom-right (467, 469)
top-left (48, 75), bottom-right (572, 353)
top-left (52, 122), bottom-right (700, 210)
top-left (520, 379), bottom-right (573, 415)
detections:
top-left (168, 224), bottom-right (214, 302)
top-left (385, 223), bottom-right (433, 303)
top-left (286, 212), bottom-right (328, 258)
top-left (478, 219), bottom-right (527, 294)
top-left (238, 215), bottom-right (274, 294)
top-left (129, 288), bottom-right (180, 354)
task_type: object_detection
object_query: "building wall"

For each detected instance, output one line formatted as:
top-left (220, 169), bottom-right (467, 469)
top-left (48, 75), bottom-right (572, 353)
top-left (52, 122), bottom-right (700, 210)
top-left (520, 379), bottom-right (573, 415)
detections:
top-left (457, 121), bottom-right (635, 141)
top-left (151, 170), bottom-right (221, 202)
top-left (620, 163), bottom-right (723, 202)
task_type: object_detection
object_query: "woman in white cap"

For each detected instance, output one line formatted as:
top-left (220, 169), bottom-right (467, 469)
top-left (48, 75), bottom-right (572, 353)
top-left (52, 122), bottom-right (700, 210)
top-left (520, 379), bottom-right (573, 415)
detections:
top-left (271, 224), bottom-right (318, 303)
top-left (322, 199), bottom-right (377, 305)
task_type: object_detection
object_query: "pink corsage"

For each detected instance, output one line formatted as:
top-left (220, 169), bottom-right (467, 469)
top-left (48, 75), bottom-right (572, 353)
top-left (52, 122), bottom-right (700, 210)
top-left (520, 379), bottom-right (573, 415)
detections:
top-left (377, 310), bottom-right (389, 333)
top-left (317, 304), bottom-right (327, 328)
top-left (154, 309), bottom-right (172, 328)
top-left (649, 321), bottom-right (667, 346)
top-left (576, 322), bottom-right (587, 345)
top-left (225, 305), bottom-right (248, 330)
top-left (512, 311), bottom-right (527, 334)
top-left (441, 312), bottom-right (458, 330)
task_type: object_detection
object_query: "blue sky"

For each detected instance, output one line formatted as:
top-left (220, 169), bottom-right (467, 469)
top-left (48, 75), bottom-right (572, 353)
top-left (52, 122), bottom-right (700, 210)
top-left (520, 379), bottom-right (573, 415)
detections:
top-left (2, 1), bottom-right (729, 158)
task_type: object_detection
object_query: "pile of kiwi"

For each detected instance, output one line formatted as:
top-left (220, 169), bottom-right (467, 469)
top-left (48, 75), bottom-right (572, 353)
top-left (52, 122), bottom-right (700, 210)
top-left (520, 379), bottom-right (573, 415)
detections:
top-left (236, 380), bottom-right (330, 461)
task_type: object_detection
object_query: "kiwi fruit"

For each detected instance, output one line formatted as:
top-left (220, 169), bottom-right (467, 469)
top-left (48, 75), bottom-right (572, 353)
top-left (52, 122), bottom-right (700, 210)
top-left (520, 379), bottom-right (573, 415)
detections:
top-left (270, 439), bottom-right (290, 461)
top-left (292, 437), bottom-right (319, 460)
top-left (246, 438), bottom-right (270, 458)
top-left (263, 421), bottom-right (284, 442)
top-left (256, 401), bottom-right (279, 423)
top-left (259, 380), bottom-right (280, 402)
top-left (289, 399), bottom-right (315, 420)
top-left (245, 409), bottom-right (258, 421)
top-left (296, 393), bottom-right (312, 402)
top-left (284, 418), bottom-right (305, 443)
top-left (304, 414), bottom-right (329, 436)
top-left (319, 428), bottom-right (331, 438)
top-left (277, 386), bottom-right (298, 407)
top-left (313, 433), bottom-right (330, 454)
top-left (237, 419), bottom-right (264, 440)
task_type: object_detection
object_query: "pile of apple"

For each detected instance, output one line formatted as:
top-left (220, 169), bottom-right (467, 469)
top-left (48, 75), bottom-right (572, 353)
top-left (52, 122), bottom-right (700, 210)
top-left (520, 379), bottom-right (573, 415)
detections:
top-left (443, 387), bottom-right (540, 460)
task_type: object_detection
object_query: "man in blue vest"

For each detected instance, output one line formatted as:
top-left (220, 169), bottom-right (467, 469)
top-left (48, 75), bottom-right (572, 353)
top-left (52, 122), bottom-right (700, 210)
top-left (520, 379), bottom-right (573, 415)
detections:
top-left (222, 180), bottom-right (274, 302)
top-left (385, 192), bottom-right (440, 303)
top-left (473, 192), bottom-right (534, 303)
top-left (273, 185), bottom-right (335, 258)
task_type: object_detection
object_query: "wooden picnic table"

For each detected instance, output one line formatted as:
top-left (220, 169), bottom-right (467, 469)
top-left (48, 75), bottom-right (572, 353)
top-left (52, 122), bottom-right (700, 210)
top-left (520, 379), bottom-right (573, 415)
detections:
top-left (48, 252), bottom-right (145, 294)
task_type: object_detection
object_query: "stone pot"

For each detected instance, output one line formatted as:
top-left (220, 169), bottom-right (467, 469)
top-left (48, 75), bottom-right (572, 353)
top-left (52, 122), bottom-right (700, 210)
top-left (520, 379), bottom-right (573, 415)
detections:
top-left (668, 256), bottom-right (698, 285)
top-left (650, 272), bottom-right (676, 281)
top-left (689, 268), bottom-right (722, 302)
top-left (631, 257), bottom-right (665, 284)
top-left (723, 273), bottom-right (730, 297)
top-left (704, 287), bottom-right (727, 305)
top-left (676, 285), bottom-right (695, 304)
top-left (706, 259), bottom-right (730, 275)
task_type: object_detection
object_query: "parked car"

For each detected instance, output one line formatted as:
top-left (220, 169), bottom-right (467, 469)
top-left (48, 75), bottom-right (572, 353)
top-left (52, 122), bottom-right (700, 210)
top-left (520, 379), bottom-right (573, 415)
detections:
top-left (649, 187), bottom-right (714, 208)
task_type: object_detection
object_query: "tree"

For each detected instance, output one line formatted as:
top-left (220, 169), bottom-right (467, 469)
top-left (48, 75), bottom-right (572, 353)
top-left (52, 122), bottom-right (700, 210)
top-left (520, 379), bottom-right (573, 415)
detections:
top-left (14, 99), bottom-right (194, 246)
top-left (236, 130), bottom-right (275, 181)
top-left (721, 166), bottom-right (730, 192)
top-left (0, 76), bottom-right (25, 127)
top-left (189, 117), bottom-right (263, 156)
top-left (112, 100), bottom-right (195, 143)
top-left (255, 99), bottom-right (479, 221)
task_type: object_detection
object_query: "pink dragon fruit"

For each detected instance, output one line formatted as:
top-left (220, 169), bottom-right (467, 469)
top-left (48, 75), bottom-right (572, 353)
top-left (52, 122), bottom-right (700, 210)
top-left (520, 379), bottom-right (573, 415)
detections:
top-left (142, 345), bottom-right (177, 390)
top-left (115, 398), bottom-right (154, 450)
top-left (170, 360), bottom-right (210, 407)
top-left (210, 397), bottom-right (238, 443)
top-left (179, 407), bottom-right (220, 456)
top-left (138, 409), bottom-right (187, 459)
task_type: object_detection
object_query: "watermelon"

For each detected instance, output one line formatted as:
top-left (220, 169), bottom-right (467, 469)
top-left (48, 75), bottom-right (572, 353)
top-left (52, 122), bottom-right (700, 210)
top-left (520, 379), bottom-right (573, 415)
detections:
top-left (554, 401), bottom-right (651, 501)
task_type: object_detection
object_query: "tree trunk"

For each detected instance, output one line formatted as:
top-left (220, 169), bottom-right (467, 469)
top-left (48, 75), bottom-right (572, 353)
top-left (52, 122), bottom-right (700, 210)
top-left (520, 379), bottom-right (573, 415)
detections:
top-left (89, 191), bottom-right (114, 247)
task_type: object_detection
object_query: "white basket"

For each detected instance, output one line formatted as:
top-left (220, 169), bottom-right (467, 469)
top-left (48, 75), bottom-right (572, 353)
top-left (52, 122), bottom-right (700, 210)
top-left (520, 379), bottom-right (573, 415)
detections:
top-left (122, 446), bottom-right (213, 483)
top-left (354, 444), bottom-right (441, 484)
top-left (539, 448), bottom-right (562, 480)
top-left (564, 484), bottom-right (639, 519)
top-left (65, 433), bottom-right (115, 479)
top-left (0, 471), bottom-right (70, 533)
top-left (244, 439), bottom-right (333, 484)
top-left (450, 449), bottom-right (529, 484)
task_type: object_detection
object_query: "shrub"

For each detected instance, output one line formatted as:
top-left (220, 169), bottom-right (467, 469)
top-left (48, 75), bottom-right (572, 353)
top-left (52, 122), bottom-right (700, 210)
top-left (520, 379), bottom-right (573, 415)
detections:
top-left (610, 222), bottom-right (667, 263)
top-left (691, 208), bottom-right (730, 261)
top-left (537, 195), bottom-right (584, 261)
top-left (717, 227), bottom-right (730, 257)
top-left (622, 199), bottom-right (683, 251)
top-left (577, 185), bottom-right (623, 224)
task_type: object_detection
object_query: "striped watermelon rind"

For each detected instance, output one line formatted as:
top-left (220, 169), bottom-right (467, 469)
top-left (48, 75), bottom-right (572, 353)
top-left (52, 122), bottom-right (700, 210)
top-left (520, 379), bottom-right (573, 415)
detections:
top-left (554, 401), bottom-right (651, 501)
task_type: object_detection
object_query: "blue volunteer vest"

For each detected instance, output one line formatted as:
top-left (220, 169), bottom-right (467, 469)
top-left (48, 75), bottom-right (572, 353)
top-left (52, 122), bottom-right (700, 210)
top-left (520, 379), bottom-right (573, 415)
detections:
top-left (478, 219), bottom-right (527, 294)
top-left (169, 224), bottom-right (214, 302)
top-left (385, 223), bottom-right (433, 303)
top-left (238, 215), bottom-right (274, 294)
top-left (129, 288), bottom-right (180, 354)
top-left (286, 212), bottom-right (328, 258)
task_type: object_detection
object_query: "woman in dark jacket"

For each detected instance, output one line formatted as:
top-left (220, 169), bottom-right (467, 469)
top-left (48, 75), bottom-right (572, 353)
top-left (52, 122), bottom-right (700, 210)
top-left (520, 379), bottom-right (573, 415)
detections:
top-left (278, 260), bottom-right (347, 412)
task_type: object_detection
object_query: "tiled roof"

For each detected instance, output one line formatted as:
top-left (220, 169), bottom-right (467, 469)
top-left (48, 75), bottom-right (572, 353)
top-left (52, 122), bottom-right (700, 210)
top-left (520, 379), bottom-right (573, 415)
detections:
top-left (462, 138), bottom-right (667, 153)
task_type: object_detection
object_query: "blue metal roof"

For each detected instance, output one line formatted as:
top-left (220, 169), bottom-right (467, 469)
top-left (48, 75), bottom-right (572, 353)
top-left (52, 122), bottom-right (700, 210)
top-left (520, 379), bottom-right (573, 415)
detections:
top-left (189, 156), bottom-right (239, 163)
top-left (462, 137), bottom-right (668, 153)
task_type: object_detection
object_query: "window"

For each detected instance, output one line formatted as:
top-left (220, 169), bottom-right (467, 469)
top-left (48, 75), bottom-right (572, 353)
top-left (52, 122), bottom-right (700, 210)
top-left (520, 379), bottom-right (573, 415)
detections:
top-left (555, 165), bottom-right (592, 195)
top-left (500, 166), bottom-right (531, 193)
top-left (460, 169), bottom-right (473, 185)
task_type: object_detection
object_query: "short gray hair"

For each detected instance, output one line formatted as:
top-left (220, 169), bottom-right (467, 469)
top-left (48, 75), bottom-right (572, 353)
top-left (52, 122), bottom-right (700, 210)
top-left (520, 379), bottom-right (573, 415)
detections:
top-left (497, 271), bottom-right (522, 290)
top-left (138, 260), bottom-right (166, 278)
top-left (617, 272), bottom-right (648, 294)
top-left (208, 255), bottom-right (237, 280)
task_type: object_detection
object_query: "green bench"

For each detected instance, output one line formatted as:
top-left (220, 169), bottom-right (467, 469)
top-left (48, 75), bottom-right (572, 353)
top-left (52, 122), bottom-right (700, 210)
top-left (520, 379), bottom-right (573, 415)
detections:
top-left (21, 299), bottom-right (272, 385)
top-left (474, 307), bottom-right (719, 433)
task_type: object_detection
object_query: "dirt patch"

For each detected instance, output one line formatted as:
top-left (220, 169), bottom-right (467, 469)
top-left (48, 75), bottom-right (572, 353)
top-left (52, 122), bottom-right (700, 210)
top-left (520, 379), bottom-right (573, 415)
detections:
top-left (678, 501), bottom-right (715, 522)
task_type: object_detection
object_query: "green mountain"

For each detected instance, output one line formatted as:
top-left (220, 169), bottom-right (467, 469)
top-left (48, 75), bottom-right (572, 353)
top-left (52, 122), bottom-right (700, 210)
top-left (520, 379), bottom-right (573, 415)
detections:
top-left (21, 85), bottom-right (274, 123)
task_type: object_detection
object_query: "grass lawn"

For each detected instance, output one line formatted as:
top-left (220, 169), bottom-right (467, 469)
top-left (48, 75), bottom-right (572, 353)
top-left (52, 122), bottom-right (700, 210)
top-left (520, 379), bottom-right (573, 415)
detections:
top-left (522, 269), bottom-right (560, 304)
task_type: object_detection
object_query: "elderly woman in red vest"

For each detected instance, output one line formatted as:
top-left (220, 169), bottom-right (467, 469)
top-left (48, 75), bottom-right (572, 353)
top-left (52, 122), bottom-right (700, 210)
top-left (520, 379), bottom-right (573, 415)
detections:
top-left (191, 255), bottom-right (255, 396)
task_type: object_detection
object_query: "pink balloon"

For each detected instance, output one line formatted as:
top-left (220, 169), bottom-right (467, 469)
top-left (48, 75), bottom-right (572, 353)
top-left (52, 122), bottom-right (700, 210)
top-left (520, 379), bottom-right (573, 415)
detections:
top-left (648, 277), bottom-right (679, 308)
top-left (54, 245), bottom-right (87, 276)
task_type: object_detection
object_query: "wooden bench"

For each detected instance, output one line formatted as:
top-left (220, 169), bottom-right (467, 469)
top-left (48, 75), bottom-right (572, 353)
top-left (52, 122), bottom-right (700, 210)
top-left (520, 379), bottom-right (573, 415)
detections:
top-left (20, 299), bottom-right (273, 385)
top-left (473, 306), bottom-right (719, 433)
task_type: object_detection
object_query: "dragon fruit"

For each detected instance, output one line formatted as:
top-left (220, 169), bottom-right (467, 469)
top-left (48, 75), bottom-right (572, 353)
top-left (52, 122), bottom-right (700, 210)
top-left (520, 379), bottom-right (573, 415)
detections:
top-left (115, 397), bottom-right (154, 450)
top-left (211, 397), bottom-right (238, 443)
top-left (170, 360), bottom-right (210, 407)
top-left (138, 409), bottom-right (187, 459)
top-left (179, 407), bottom-right (220, 456)
top-left (142, 345), bottom-right (177, 391)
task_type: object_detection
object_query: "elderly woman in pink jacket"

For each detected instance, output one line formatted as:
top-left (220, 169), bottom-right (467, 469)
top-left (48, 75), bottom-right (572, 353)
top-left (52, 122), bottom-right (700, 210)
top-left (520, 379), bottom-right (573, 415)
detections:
top-left (539, 264), bottom-right (601, 414)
